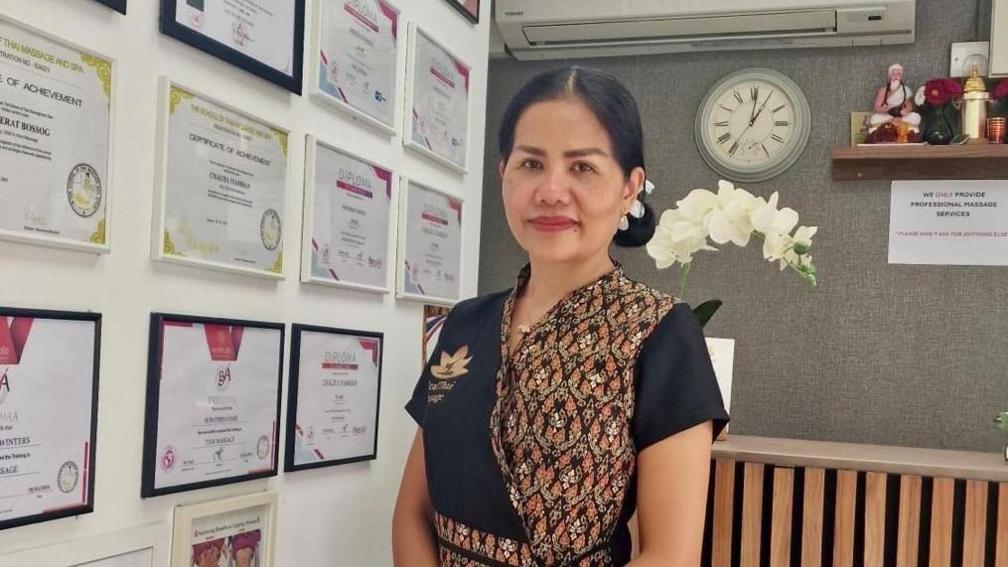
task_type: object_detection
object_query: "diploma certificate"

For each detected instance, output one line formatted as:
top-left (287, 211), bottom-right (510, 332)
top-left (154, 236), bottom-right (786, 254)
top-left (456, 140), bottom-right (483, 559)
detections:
top-left (404, 25), bottom-right (470, 172)
top-left (313, 0), bottom-right (400, 132)
top-left (161, 0), bottom-right (305, 93)
top-left (285, 326), bottom-right (382, 471)
top-left (0, 18), bottom-right (112, 251)
top-left (396, 180), bottom-right (462, 305)
top-left (303, 137), bottom-right (393, 292)
top-left (142, 314), bottom-right (283, 497)
top-left (155, 81), bottom-right (288, 278)
top-left (0, 309), bottom-right (100, 530)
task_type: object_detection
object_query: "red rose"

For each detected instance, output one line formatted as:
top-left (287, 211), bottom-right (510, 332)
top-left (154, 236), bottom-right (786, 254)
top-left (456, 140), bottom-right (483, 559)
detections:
top-left (942, 78), bottom-right (963, 99)
top-left (924, 79), bottom-right (949, 106)
top-left (994, 78), bottom-right (1008, 99)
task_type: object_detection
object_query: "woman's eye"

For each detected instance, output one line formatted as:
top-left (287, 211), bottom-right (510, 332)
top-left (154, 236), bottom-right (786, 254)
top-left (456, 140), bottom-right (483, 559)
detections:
top-left (519, 159), bottom-right (542, 170)
top-left (572, 162), bottom-right (596, 173)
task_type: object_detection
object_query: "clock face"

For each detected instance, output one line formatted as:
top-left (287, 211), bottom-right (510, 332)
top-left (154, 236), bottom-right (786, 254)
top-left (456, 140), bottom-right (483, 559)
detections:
top-left (695, 69), bottom-right (810, 183)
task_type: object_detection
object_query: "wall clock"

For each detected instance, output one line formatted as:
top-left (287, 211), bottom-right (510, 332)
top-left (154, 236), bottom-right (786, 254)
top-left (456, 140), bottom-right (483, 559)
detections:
top-left (695, 68), bottom-right (811, 183)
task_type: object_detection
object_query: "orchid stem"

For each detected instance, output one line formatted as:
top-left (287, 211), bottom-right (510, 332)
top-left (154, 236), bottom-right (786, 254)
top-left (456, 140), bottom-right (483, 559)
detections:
top-left (677, 263), bottom-right (691, 298)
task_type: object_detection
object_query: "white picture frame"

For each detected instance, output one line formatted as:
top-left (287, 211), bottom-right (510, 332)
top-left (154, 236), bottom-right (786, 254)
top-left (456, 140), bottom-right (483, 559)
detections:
top-left (308, 0), bottom-right (402, 136)
top-left (0, 14), bottom-right (116, 254)
top-left (395, 177), bottom-right (463, 306)
top-left (169, 492), bottom-right (278, 567)
top-left (300, 135), bottom-right (397, 293)
top-left (151, 77), bottom-right (290, 280)
top-left (0, 522), bottom-right (168, 567)
top-left (402, 23), bottom-right (470, 174)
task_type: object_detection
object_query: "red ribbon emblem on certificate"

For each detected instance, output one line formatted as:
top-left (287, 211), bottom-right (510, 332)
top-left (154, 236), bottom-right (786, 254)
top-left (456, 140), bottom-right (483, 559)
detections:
top-left (0, 317), bottom-right (33, 365)
top-left (203, 324), bottom-right (244, 362)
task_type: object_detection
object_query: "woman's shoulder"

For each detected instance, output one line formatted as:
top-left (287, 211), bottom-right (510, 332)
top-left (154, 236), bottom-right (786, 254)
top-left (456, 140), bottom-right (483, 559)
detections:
top-left (444, 288), bottom-right (512, 323)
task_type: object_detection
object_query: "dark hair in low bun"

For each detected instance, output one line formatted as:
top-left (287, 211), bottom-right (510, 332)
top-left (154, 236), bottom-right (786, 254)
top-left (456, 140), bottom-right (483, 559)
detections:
top-left (498, 66), bottom-right (656, 249)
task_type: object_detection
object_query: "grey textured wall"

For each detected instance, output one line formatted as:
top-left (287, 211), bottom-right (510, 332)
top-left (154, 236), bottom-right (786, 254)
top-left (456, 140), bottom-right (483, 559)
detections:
top-left (477, 0), bottom-right (1007, 452)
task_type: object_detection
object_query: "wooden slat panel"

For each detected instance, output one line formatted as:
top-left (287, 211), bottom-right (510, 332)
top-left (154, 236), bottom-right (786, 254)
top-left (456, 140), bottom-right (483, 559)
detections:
top-left (996, 482), bottom-right (1008, 567)
top-left (896, 475), bottom-right (922, 567)
top-left (962, 479), bottom-right (987, 566)
top-left (711, 459), bottom-right (735, 567)
top-left (929, 477), bottom-right (955, 567)
top-left (769, 467), bottom-right (793, 567)
top-left (802, 467), bottom-right (825, 567)
top-left (740, 462), bottom-right (764, 567)
top-left (833, 469), bottom-right (857, 567)
top-left (864, 471), bottom-right (887, 567)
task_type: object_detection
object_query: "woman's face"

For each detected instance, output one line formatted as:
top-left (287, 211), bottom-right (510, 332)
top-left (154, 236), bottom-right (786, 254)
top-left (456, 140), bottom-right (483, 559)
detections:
top-left (500, 98), bottom-right (643, 266)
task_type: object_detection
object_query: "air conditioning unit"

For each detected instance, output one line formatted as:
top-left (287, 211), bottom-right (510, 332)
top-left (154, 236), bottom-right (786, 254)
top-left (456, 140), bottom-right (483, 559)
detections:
top-left (495, 0), bottom-right (916, 61)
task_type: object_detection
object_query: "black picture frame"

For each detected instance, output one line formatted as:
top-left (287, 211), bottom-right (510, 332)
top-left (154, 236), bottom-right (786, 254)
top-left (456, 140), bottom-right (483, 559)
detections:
top-left (141, 313), bottom-right (284, 498)
top-left (284, 324), bottom-right (383, 472)
top-left (0, 307), bottom-right (101, 531)
top-left (444, 0), bottom-right (479, 24)
top-left (94, 0), bottom-right (127, 14)
top-left (158, 0), bottom-right (305, 94)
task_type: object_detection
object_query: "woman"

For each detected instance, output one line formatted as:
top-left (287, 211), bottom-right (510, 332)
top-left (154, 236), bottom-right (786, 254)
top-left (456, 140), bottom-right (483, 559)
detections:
top-left (393, 66), bottom-right (728, 566)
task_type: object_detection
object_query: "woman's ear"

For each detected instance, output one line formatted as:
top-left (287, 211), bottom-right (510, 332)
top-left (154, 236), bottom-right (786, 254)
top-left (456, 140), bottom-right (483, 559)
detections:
top-left (623, 167), bottom-right (646, 207)
top-left (498, 159), bottom-right (507, 180)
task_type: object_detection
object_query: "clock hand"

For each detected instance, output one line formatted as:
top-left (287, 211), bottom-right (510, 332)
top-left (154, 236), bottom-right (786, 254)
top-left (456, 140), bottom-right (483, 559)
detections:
top-left (750, 89), bottom-right (775, 125)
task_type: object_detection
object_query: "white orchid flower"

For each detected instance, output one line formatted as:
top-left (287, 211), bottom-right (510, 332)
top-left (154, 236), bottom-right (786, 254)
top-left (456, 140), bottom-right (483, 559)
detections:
top-left (750, 192), bottom-right (799, 236)
top-left (792, 225), bottom-right (818, 255)
top-left (708, 180), bottom-right (759, 246)
top-left (675, 188), bottom-right (719, 227)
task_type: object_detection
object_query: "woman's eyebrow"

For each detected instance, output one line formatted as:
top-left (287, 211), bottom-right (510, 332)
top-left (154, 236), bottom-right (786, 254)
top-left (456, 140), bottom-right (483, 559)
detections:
top-left (513, 145), bottom-right (609, 158)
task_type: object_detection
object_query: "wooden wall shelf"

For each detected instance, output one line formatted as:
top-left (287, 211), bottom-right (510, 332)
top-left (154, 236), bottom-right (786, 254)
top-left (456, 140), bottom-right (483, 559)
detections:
top-left (831, 144), bottom-right (1008, 180)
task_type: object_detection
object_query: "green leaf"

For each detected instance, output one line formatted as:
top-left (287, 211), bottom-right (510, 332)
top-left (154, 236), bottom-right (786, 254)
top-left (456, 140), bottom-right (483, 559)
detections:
top-left (692, 300), bottom-right (722, 329)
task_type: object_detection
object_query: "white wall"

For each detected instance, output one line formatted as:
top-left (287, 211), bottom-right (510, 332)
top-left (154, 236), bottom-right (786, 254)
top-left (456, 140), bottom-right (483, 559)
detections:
top-left (0, 0), bottom-right (490, 565)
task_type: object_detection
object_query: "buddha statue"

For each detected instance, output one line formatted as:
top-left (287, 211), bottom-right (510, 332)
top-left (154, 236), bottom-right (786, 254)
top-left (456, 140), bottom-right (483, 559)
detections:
top-left (869, 63), bottom-right (921, 133)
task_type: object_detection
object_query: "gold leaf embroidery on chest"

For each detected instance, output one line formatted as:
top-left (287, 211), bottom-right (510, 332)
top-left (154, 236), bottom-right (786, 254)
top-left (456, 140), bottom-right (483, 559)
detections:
top-left (427, 345), bottom-right (472, 404)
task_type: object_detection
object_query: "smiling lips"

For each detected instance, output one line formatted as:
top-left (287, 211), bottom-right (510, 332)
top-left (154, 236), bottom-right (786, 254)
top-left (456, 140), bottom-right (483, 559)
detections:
top-left (528, 216), bottom-right (578, 232)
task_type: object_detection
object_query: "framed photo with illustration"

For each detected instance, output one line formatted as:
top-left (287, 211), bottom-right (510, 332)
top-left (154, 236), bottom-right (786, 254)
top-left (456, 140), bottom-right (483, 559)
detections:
top-left (142, 313), bottom-right (284, 497)
top-left (170, 492), bottom-right (277, 567)
top-left (284, 325), bottom-right (383, 472)
top-left (443, 0), bottom-right (479, 23)
top-left (159, 0), bottom-right (305, 94)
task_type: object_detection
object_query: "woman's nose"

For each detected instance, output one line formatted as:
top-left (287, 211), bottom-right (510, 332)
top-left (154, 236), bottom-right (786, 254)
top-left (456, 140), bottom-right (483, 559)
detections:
top-left (535, 167), bottom-right (570, 205)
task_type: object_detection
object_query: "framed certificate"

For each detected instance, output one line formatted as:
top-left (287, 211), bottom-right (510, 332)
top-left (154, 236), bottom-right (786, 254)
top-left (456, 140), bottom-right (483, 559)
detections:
top-left (395, 179), bottom-right (463, 305)
top-left (403, 25), bottom-right (470, 173)
top-left (284, 325), bottom-right (383, 471)
top-left (142, 313), bottom-right (284, 498)
top-left (443, 0), bottom-right (479, 24)
top-left (0, 307), bottom-right (100, 531)
top-left (153, 79), bottom-right (289, 279)
top-left (94, 0), bottom-right (127, 14)
top-left (170, 492), bottom-right (277, 567)
top-left (1, 523), bottom-right (165, 565)
top-left (0, 17), bottom-right (114, 253)
top-left (301, 136), bottom-right (395, 293)
top-left (310, 0), bottom-right (401, 134)
top-left (159, 0), bottom-right (305, 94)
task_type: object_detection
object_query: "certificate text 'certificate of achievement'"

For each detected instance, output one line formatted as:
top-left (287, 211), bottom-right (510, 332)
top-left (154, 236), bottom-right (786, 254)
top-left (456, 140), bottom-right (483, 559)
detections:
top-left (0, 18), bottom-right (112, 251)
top-left (397, 180), bottom-right (462, 305)
top-left (156, 82), bottom-right (288, 278)
top-left (0, 308), bottom-right (100, 530)
top-left (314, 0), bottom-right (400, 132)
top-left (161, 0), bottom-right (305, 93)
top-left (142, 314), bottom-right (283, 497)
top-left (303, 138), bottom-right (393, 292)
top-left (285, 326), bottom-right (382, 471)
top-left (405, 25), bottom-right (469, 172)
top-left (889, 180), bottom-right (1008, 265)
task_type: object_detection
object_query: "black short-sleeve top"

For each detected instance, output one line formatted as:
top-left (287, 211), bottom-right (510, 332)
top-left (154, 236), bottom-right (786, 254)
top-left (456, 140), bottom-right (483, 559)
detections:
top-left (407, 264), bottom-right (729, 566)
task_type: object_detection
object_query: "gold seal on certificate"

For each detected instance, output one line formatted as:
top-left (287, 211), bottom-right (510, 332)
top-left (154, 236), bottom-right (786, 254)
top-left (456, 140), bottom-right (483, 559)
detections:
top-left (142, 313), bottom-right (284, 497)
top-left (153, 80), bottom-right (289, 279)
top-left (301, 136), bottom-right (395, 293)
top-left (160, 0), bottom-right (305, 93)
top-left (284, 325), bottom-right (383, 471)
top-left (0, 17), bottom-right (112, 252)
top-left (312, 0), bottom-right (400, 133)
top-left (404, 25), bottom-right (471, 173)
top-left (396, 179), bottom-right (463, 305)
top-left (0, 308), bottom-right (100, 530)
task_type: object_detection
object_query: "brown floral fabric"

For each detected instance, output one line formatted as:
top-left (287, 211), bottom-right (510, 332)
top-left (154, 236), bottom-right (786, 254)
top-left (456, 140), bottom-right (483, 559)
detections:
top-left (435, 511), bottom-right (535, 567)
top-left (490, 265), bottom-right (677, 565)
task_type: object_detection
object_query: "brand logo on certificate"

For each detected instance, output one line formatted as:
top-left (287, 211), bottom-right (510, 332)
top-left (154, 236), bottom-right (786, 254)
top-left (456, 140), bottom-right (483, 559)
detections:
top-left (161, 445), bottom-right (177, 473)
top-left (66, 163), bottom-right (102, 218)
top-left (260, 209), bottom-right (282, 251)
top-left (57, 461), bottom-right (79, 493)
top-left (0, 369), bottom-right (9, 405)
top-left (256, 435), bottom-right (270, 460)
top-left (216, 365), bottom-right (232, 392)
